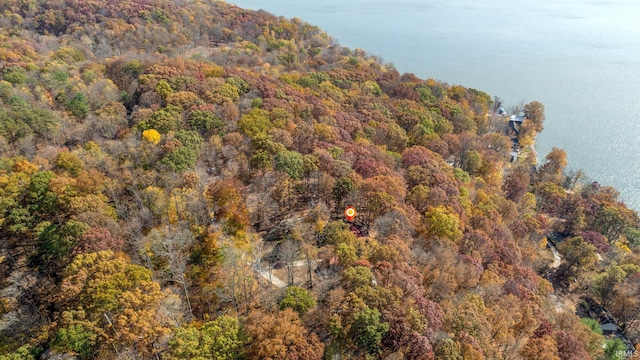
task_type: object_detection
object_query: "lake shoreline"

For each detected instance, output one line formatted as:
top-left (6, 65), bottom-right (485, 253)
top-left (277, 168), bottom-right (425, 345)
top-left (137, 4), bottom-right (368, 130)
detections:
top-left (229, 0), bottom-right (640, 211)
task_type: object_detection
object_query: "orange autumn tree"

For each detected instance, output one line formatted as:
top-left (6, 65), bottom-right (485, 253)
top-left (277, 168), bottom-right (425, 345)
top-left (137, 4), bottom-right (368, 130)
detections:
top-left (244, 308), bottom-right (324, 360)
top-left (55, 251), bottom-right (170, 357)
top-left (204, 178), bottom-right (249, 236)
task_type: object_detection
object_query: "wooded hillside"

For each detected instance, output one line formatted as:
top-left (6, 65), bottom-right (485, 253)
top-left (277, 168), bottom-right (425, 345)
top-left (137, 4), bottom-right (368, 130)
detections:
top-left (0, 1), bottom-right (639, 359)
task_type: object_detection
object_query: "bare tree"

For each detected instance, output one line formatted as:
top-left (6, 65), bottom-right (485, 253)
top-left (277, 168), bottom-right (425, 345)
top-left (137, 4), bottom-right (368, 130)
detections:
top-left (565, 169), bottom-right (587, 191)
top-left (216, 243), bottom-right (258, 314)
top-left (142, 224), bottom-right (195, 318)
top-left (250, 237), bottom-right (266, 271)
top-left (301, 243), bottom-right (318, 289)
top-left (279, 239), bottom-right (300, 286)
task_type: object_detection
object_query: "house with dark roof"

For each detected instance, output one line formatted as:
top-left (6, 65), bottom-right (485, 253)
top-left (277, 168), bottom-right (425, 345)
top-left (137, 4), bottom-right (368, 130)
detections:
top-left (601, 322), bottom-right (618, 336)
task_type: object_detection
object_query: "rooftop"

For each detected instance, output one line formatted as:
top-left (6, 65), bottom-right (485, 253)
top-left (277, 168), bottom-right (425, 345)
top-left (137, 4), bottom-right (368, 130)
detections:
top-left (509, 115), bottom-right (525, 123)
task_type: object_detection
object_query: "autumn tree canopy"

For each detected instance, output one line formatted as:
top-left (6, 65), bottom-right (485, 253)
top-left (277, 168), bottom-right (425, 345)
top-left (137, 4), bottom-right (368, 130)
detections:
top-left (0, 1), bottom-right (638, 359)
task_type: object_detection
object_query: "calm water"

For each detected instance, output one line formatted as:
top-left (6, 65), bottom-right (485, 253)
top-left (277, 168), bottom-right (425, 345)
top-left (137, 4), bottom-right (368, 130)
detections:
top-left (232, 0), bottom-right (640, 210)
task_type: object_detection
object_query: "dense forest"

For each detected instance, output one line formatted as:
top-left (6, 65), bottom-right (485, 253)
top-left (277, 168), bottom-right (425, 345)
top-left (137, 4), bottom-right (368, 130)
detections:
top-left (0, 0), bottom-right (639, 359)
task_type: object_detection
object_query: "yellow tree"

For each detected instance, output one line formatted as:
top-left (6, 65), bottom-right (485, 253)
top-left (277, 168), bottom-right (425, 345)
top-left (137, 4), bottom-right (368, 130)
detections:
top-left (142, 129), bottom-right (161, 145)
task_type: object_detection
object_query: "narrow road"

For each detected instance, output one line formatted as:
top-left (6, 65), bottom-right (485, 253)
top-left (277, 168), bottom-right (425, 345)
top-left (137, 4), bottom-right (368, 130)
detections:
top-left (250, 259), bottom-right (319, 288)
top-left (549, 241), bottom-right (561, 269)
top-left (292, 259), bottom-right (318, 267)
top-left (547, 240), bottom-right (568, 313)
top-left (252, 265), bottom-right (286, 288)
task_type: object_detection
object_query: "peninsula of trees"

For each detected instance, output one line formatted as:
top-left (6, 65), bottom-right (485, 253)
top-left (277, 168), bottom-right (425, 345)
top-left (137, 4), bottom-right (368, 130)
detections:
top-left (0, 1), bottom-right (639, 359)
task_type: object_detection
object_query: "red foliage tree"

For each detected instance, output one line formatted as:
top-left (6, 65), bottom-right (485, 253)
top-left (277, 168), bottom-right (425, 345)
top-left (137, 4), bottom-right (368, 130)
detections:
top-left (405, 333), bottom-right (434, 360)
top-left (503, 172), bottom-right (529, 204)
top-left (401, 146), bottom-right (439, 168)
top-left (534, 319), bottom-right (553, 338)
top-left (580, 231), bottom-right (611, 253)
top-left (73, 226), bottom-right (125, 255)
top-left (353, 158), bottom-right (386, 178)
top-left (554, 331), bottom-right (589, 360)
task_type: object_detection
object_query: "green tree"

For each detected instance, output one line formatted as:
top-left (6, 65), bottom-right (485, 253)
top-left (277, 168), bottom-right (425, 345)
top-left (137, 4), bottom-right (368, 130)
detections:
top-left (0, 345), bottom-right (35, 360)
top-left (279, 286), bottom-right (316, 316)
top-left (624, 227), bottom-right (640, 247)
top-left (274, 150), bottom-right (304, 180)
top-left (54, 46), bottom-right (86, 63)
top-left (207, 83), bottom-right (240, 104)
top-left (167, 316), bottom-right (246, 360)
top-left (28, 171), bottom-right (58, 215)
top-left (3, 66), bottom-right (28, 84)
top-left (407, 184), bottom-right (430, 213)
top-left (0, 80), bottom-right (11, 100)
top-left (320, 221), bottom-right (357, 246)
top-left (580, 318), bottom-right (602, 336)
top-left (332, 177), bottom-right (356, 203)
top-left (434, 338), bottom-right (463, 360)
top-left (535, 181), bottom-right (567, 213)
top-left (603, 338), bottom-right (627, 360)
top-left (594, 205), bottom-right (632, 244)
top-left (145, 106), bottom-right (182, 133)
top-left (342, 266), bottom-right (373, 290)
top-left (251, 133), bottom-right (286, 155)
top-left (56, 151), bottom-right (85, 177)
top-left (162, 146), bottom-right (197, 172)
top-left (29, 220), bottom-right (90, 275)
top-left (349, 307), bottom-right (389, 355)
top-left (238, 108), bottom-right (272, 137)
top-left (18, 108), bottom-right (57, 139)
top-left (424, 205), bottom-right (463, 242)
top-left (66, 93), bottom-right (90, 119)
top-left (335, 243), bottom-right (358, 267)
top-left (363, 80), bottom-right (382, 96)
top-left (0, 108), bottom-right (31, 141)
top-left (302, 154), bottom-right (319, 176)
top-left (156, 79), bottom-right (174, 99)
top-left (591, 266), bottom-right (626, 307)
top-left (1, 102), bottom-right (57, 141)
top-left (53, 319), bottom-right (97, 359)
top-left (188, 110), bottom-right (225, 136)
top-left (174, 130), bottom-right (203, 151)
top-left (557, 236), bottom-right (597, 282)
top-left (123, 59), bottom-right (144, 77)
top-left (250, 149), bottom-right (272, 170)
top-left (462, 150), bottom-right (483, 176)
